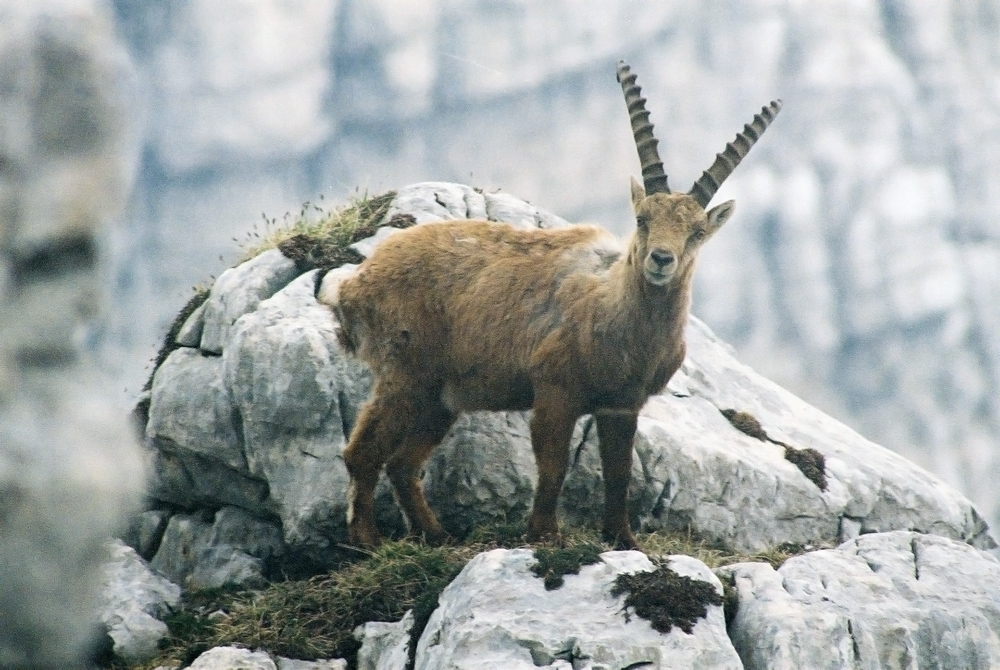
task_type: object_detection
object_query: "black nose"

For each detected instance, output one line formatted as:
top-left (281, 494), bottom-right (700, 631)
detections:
top-left (649, 249), bottom-right (675, 267)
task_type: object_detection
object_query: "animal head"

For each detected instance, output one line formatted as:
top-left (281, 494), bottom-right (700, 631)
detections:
top-left (617, 61), bottom-right (780, 286)
top-left (629, 180), bottom-right (733, 285)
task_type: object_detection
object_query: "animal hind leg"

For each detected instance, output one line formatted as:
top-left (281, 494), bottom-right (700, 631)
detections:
top-left (385, 401), bottom-right (456, 544)
top-left (343, 388), bottom-right (414, 547)
top-left (595, 409), bottom-right (639, 550)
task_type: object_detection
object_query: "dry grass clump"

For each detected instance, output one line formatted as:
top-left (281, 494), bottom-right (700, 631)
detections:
top-left (636, 529), bottom-right (812, 570)
top-left (141, 540), bottom-right (474, 669)
top-left (238, 190), bottom-right (408, 271)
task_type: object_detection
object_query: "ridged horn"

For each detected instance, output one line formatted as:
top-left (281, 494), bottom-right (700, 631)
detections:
top-left (689, 99), bottom-right (782, 208)
top-left (617, 60), bottom-right (669, 195)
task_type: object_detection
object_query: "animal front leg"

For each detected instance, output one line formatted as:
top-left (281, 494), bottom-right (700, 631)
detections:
top-left (385, 401), bottom-right (455, 545)
top-left (527, 388), bottom-right (579, 543)
top-left (595, 409), bottom-right (639, 550)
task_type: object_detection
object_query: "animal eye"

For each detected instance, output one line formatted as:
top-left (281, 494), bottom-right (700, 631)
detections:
top-left (691, 229), bottom-right (707, 242)
top-left (636, 215), bottom-right (649, 229)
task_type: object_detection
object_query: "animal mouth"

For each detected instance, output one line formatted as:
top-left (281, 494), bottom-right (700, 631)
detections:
top-left (643, 267), bottom-right (673, 285)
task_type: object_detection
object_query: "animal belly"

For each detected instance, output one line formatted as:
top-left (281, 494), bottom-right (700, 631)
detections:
top-left (440, 371), bottom-right (534, 413)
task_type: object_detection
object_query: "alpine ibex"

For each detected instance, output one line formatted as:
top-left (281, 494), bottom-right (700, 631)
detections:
top-left (323, 61), bottom-right (781, 549)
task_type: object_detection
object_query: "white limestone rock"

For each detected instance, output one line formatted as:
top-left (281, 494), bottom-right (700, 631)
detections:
top-left (99, 540), bottom-right (181, 663)
top-left (721, 530), bottom-right (1000, 669)
top-left (200, 249), bottom-right (300, 354)
top-left (223, 271), bottom-right (363, 551)
top-left (384, 182), bottom-right (486, 224)
top-left (355, 610), bottom-right (413, 670)
top-left (638, 317), bottom-right (994, 553)
top-left (150, 507), bottom-right (282, 589)
top-left (414, 548), bottom-right (740, 669)
top-left (277, 657), bottom-right (348, 670)
top-left (148, 347), bottom-right (246, 473)
top-left (150, 513), bottom-right (213, 586)
top-left (188, 646), bottom-right (277, 670)
top-left (175, 300), bottom-right (208, 347)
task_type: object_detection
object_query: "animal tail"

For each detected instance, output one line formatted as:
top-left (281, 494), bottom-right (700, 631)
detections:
top-left (315, 266), bottom-right (359, 355)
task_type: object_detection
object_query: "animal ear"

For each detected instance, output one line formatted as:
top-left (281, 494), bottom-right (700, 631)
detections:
top-left (630, 176), bottom-right (645, 209)
top-left (706, 200), bottom-right (735, 232)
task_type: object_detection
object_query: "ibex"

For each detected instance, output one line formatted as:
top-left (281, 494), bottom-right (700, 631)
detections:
top-left (322, 62), bottom-right (781, 549)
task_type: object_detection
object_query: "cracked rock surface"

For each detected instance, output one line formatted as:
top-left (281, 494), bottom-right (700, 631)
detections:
top-left (141, 182), bottom-right (994, 573)
top-left (721, 530), bottom-right (1000, 669)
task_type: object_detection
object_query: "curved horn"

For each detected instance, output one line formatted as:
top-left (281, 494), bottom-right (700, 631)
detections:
top-left (689, 99), bottom-right (782, 208)
top-left (617, 60), bottom-right (669, 195)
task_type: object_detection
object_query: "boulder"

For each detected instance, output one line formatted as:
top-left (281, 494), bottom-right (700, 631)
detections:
top-left (187, 646), bottom-right (278, 670)
top-left (148, 347), bottom-right (246, 474)
top-left (99, 540), bottom-right (181, 663)
top-left (276, 658), bottom-right (348, 670)
top-left (185, 647), bottom-right (347, 670)
top-left (721, 530), bottom-right (1000, 669)
top-left (150, 507), bottom-right (284, 589)
top-left (414, 548), bottom-right (740, 669)
top-left (355, 610), bottom-right (413, 670)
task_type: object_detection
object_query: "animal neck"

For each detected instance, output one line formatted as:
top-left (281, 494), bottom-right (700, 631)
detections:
top-left (603, 248), bottom-right (695, 349)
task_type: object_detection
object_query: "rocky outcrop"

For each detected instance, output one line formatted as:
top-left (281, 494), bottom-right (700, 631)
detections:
top-left (721, 531), bottom-right (1000, 669)
top-left (139, 183), bottom-right (994, 580)
top-left (355, 611), bottom-right (413, 670)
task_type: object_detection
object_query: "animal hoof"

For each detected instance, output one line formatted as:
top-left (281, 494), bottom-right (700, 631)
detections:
top-left (349, 524), bottom-right (384, 549)
top-left (526, 529), bottom-right (565, 546)
top-left (602, 529), bottom-right (639, 551)
top-left (418, 529), bottom-right (452, 546)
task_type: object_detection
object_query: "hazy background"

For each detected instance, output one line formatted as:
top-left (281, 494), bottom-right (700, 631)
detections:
top-left (98, 1), bottom-right (1000, 529)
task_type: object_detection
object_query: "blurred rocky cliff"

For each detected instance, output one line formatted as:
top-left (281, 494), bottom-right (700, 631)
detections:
top-left (105, 0), bottom-right (1000, 526)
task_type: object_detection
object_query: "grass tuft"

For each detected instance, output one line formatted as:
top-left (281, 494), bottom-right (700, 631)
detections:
top-left (239, 190), bottom-right (405, 271)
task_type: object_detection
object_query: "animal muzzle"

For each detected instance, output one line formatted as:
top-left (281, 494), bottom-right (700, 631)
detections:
top-left (644, 248), bottom-right (676, 284)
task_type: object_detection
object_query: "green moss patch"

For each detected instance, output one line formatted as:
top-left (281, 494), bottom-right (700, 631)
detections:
top-left (611, 563), bottom-right (724, 635)
top-left (531, 539), bottom-right (604, 590)
top-left (783, 445), bottom-right (827, 490)
top-left (721, 408), bottom-right (828, 491)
